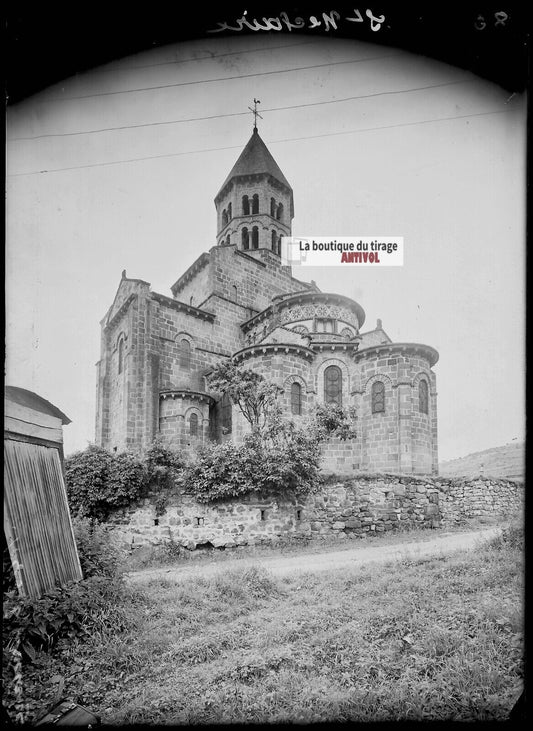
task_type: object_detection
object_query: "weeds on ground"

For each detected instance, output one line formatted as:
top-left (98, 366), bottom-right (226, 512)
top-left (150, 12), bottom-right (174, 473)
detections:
top-left (4, 523), bottom-right (524, 724)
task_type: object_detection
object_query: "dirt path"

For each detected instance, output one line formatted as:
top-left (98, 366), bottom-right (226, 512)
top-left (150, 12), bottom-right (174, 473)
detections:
top-left (127, 526), bottom-right (503, 584)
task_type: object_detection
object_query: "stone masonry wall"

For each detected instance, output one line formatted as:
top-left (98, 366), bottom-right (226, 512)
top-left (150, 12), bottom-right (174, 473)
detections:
top-left (107, 474), bottom-right (523, 549)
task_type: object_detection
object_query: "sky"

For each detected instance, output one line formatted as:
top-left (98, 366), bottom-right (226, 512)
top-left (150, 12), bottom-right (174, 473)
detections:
top-left (5, 34), bottom-right (526, 461)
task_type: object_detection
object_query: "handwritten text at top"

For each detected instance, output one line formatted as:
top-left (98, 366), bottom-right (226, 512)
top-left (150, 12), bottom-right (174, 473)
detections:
top-left (208, 9), bottom-right (386, 34)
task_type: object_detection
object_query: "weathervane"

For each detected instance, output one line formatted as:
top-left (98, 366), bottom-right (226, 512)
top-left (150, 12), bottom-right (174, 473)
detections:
top-left (248, 98), bottom-right (263, 131)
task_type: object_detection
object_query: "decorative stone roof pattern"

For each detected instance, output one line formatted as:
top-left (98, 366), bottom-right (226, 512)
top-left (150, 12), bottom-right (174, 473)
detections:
top-left (232, 343), bottom-right (315, 363)
top-left (160, 390), bottom-right (215, 404)
top-left (241, 291), bottom-right (366, 332)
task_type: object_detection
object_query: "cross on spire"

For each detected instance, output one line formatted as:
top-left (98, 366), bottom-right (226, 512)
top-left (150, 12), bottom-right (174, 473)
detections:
top-left (248, 98), bottom-right (263, 131)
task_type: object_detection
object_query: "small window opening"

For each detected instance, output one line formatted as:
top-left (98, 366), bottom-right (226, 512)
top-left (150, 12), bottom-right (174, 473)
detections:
top-left (260, 509), bottom-right (266, 521)
top-left (154, 518), bottom-right (159, 526)
top-left (242, 195), bottom-right (250, 215)
top-left (252, 193), bottom-right (259, 214)
top-left (252, 226), bottom-right (259, 249)
top-left (242, 227), bottom-right (249, 251)
top-left (196, 517), bottom-right (204, 526)
top-left (296, 509), bottom-right (302, 521)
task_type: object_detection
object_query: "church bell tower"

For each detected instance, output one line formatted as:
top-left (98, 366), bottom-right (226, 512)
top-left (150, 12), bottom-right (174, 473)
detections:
top-left (214, 112), bottom-right (294, 259)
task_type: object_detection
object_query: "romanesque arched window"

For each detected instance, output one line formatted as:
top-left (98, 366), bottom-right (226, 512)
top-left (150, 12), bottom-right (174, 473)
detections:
top-left (227, 202), bottom-right (232, 220)
top-left (276, 203), bottom-right (284, 221)
top-left (291, 382), bottom-right (302, 415)
top-left (242, 195), bottom-right (250, 215)
top-left (252, 226), bottom-right (259, 249)
top-left (221, 393), bottom-right (232, 434)
top-left (190, 295), bottom-right (194, 306)
top-left (189, 413), bottom-right (198, 436)
top-left (117, 337), bottom-right (124, 374)
top-left (278, 235), bottom-right (282, 256)
top-left (419, 379), bottom-right (429, 414)
top-left (271, 229), bottom-right (277, 252)
top-left (222, 209), bottom-right (228, 227)
top-left (179, 339), bottom-right (191, 369)
top-left (242, 227), bottom-right (249, 250)
top-left (252, 194), bottom-right (259, 214)
top-left (271, 197), bottom-right (276, 217)
top-left (324, 365), bottom-right (342, 406)
top-left (372, 380), bottom-right (385, 413)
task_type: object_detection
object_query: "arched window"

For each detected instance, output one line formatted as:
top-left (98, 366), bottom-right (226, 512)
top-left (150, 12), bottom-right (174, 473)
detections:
top-left (221, 393), bottom-right (232, 434)
top-left (242, 195), bottom-right (250, 215)
top-left (270, 197), bottom-right (276, 217)
top-left (324, 365), bottom-right (342, 406)
top-left (252, 194), bottom-right (259, 214)
top-left (226, 235), bottom-right (230, 246)
top-left (222, 209), bottom-right (228, 227)
top-left (189, 413), bottom-right (198, 436)
top-left (291, 382), bottom-right (302, 415)
top-left (242, 227), bottom-right (249, 250)
top-left (271, 229), bottom-right (277, 251)
top-left (278, 235), bottom-right (282, 256)
top-left (227, 202), bottom-right (232, 220)
top-left (179, 339), bottom-right (191, 369)
top-left (419, 379), bottom-right (429, 414)
top-left (252, 226), bottom-right (259, 249)
top-left (117, 338), bottom-right (124, 374)
top-left (276, 203), bottom-right (284, 221)
top-left (372, 381), bottom-right (385, 414)
top-left (189, 295), bottom-right (194, 306)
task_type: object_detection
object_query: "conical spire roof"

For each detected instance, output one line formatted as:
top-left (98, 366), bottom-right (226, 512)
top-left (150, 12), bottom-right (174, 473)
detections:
top-left (216, 128), bottom-right (293, 201)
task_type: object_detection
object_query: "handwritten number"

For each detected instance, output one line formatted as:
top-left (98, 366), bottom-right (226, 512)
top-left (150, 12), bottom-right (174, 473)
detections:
top-left (366, 9), bottom-right (385, 31)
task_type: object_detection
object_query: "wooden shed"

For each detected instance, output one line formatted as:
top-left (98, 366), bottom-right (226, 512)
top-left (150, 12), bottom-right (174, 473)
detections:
top-left (4, 386), bottom-right (83, 597)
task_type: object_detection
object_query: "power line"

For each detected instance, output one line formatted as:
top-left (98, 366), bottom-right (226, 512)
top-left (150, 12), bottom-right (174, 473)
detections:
top-left (37, 53), bottom-right (400, 103)
top-left (7, 109), bottom-right (511, 178)
top-left (9, 79), bottom-right (474, 142)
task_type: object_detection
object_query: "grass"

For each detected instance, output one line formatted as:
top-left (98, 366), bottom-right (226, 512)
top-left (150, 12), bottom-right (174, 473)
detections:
top-left (5, 523), bottom-right (523, 724)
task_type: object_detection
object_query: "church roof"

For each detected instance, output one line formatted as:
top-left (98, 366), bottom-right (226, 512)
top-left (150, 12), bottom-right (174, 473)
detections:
top-left (216, 128), bottom-right (293, 200)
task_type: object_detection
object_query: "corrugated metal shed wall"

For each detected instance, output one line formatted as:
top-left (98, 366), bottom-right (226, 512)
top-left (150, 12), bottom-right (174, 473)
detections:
top-left (4, 439), bottom-right (83, 597)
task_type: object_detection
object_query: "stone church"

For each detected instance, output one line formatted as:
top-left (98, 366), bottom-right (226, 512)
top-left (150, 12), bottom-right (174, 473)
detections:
top-left (95, 127), bottom-right (438, 475)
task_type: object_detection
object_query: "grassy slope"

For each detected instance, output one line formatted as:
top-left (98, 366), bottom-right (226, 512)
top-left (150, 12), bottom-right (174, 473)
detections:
top-left (13, 527), bottom-right (524, 724)
top-left (439, 441), bottom-right (524, 480)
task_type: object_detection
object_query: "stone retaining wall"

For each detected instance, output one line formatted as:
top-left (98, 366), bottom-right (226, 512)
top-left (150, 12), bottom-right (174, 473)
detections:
top-left (107, 474), bottom-right (523, 549)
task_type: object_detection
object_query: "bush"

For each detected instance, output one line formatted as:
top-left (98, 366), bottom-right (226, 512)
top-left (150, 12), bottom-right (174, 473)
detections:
top-left (184, 422), bottom-right (322, 504)
top-left (144, 438), bottom-right (187, 516)
top-left (72, 516), bottom-right (126, 579)
top-left (2, 576), bottom-right (139, 662)
top-left (184, 440), bottom-right (258, 503)
top-left (65, 445), bottom-right (147, 520)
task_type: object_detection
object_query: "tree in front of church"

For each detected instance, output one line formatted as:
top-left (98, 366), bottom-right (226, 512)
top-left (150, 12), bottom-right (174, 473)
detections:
top-left (185, 362), bottom-right (357, 503)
